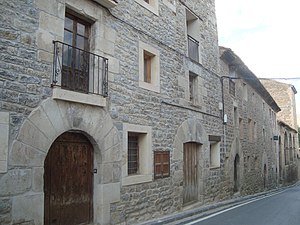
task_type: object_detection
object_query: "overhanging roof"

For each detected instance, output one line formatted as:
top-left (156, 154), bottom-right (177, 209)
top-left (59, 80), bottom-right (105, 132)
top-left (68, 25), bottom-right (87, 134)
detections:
top-left (219, 46), bottom-right (281, 113)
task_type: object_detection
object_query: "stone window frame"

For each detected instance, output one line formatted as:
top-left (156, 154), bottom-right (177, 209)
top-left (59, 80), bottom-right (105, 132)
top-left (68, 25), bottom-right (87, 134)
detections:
top-left (242, 82), bottom-right (248, 101)
top-left (135, 0), bottom-right (159, 15)
top-left (186, 8), bottom-right (202, 63)
top-left (138, 41), bottom-right (160, 93)
top-left (52, 3), bottom-right (107, 107)
top-left (122, 123), bottom-right (153, 186)
top-left (209, 135), bottom-right (221, 168)
top-left (189, 71), bottom-right (199, 104)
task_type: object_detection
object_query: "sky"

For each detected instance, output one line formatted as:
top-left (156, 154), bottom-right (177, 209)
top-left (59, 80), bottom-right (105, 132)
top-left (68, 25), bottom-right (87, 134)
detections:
top-left (215, 0), bottom-right (300, 115)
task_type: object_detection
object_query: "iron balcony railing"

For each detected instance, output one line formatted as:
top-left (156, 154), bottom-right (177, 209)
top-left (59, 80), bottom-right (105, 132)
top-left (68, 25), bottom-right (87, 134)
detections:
top-left (52, 41), bottom-right (108, 97)
top-left (188, 35), bottom-right (199, 62)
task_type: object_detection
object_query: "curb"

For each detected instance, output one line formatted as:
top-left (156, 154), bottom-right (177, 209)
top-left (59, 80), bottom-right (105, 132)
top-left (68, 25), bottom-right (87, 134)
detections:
top-left (138, 182), bottom-right (300, 225)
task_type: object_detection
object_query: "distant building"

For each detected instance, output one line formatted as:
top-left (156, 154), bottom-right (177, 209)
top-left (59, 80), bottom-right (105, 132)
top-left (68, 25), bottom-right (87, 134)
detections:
top-left (260, 79), bottom-right (299, 184)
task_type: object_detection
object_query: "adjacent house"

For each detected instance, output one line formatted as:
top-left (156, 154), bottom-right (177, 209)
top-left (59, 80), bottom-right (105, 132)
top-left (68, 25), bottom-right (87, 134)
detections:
top-left (0, 0), bottom-right (298, 225)
top-left (260, 79), bottom-right (299, 184)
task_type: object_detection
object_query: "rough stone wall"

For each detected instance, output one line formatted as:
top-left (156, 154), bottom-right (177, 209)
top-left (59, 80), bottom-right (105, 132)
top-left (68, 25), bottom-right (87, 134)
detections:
top-left (260, 79), bottom-right (298, 130)
top-left (220, 59), bottom-right (280, 195)
top-left (260, 79), bottom-right (299, 185)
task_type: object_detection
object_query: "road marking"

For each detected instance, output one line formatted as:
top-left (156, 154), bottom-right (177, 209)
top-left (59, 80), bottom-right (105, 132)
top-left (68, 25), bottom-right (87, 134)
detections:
top-left (185, 190), bottom-right (286, 225)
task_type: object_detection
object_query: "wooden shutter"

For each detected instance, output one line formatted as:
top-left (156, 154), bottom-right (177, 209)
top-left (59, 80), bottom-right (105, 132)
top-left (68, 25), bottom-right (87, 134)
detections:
top-left (154, 151), bottom-right (170, 179)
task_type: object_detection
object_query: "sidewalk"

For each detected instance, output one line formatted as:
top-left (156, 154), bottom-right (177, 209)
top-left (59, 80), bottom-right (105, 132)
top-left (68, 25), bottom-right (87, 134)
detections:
top-left (138, 182), bottom-right (299, 225)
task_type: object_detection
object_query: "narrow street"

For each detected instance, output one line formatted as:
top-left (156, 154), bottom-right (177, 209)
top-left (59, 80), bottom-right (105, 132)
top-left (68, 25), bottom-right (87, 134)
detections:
top-left (186, 184), bottom-right (300, 225)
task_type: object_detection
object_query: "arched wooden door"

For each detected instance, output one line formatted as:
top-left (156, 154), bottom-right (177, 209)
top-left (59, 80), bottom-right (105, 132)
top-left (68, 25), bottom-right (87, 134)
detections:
top-left (44, 132), bottom-right (93, 225)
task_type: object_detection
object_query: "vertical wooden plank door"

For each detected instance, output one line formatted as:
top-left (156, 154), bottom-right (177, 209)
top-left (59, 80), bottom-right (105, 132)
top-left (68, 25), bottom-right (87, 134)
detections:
top-left (44, 132), bottom-right (93, 225)
top-left (183, 142), bottom-right (199, 205)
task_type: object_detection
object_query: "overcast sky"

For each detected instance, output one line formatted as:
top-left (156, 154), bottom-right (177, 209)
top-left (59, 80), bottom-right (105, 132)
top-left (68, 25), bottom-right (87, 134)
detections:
top-left (215, 0), bottom-right (300, 114)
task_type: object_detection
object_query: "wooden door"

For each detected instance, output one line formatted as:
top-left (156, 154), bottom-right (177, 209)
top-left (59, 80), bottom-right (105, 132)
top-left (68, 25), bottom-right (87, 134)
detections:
top-left (183, 142), bottom-right (199, 205)
top-left (44, 132), bottom-right (93, 225)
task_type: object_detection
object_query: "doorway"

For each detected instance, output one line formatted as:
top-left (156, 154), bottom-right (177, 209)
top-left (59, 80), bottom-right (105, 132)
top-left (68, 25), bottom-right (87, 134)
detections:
top-left (234, 154), bottom-right (240, 193)
top-left (183, 142), bottom-right (200, 205)
top-left (44, 132), bottom-right (93, 225)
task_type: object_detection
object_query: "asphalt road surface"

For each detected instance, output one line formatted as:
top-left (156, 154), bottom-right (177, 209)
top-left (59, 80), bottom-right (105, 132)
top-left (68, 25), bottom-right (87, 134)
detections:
top-left (186, 184), bottom-right (300, 225)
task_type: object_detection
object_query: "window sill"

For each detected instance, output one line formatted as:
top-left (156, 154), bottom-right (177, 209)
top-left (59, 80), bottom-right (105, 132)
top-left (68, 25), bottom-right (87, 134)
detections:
top-left (139, 81), bottom-right (160, 93)
top-left (135, 0), bottom-right (158, 15)
top-left (122, 174), bottom-right (152, 186)
top-left (52, 87), bottom-right (106, 107)
top-left (210, 166), bottom-right (220, 170)
top-left (92, 0), bottom-right (118, 8)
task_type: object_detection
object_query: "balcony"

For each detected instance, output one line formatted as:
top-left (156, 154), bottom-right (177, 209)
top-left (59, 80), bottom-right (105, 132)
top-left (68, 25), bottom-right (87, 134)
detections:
top-left (52, 41), bottom-right (108, 96)
top-left (188, 35), bottom-right (199, 62)
top-left (52, 41), bottom-right (108, 107)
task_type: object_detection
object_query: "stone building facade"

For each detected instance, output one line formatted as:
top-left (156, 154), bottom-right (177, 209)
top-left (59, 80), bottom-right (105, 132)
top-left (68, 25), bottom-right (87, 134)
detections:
top-left (219, 47), bottom-right (281, 194)
top-left (260, 79), bottom-right (299, 184)
top-left (0, 0), bottom-right (297, 225)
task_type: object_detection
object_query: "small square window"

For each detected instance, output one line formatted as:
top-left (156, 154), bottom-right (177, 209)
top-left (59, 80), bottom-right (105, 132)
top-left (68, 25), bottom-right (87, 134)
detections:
top-left (143, 50), bottom-right (154, 83)
top-left (139, 41), bottom-right (160, 93)
top-left (122, 124), bottom-right (153, 186)
top-left (128, 133), bottom-right (139, 175)
top-left (189, 72), bottom-right (197, 103)
top-left (154, 151), bottom-right (170, 179)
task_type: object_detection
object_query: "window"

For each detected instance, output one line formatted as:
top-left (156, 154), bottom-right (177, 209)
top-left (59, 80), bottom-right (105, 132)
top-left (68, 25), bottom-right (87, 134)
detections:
top-left (248, 119), bottom-right (253, 142)
top-left (62, 13), bottom-right (91, 93)
top-left (122, 123), bottom-right (153, 186)
top-left (154, 151), bottom-right (170, 179)
top-left (52, 8), bottom-right (109, 106)
top-left (135, 0), bottom-right (158, 15)
top-left (186, 9), bottom-right (200, 62)
top-left (128, 133), bottom-right (139, 175)
top-left (143, 50), bottom-right (154, 83)
top-left (229, 79), bottom-right (235, 96)
top-left (209, 135), bottom-right (221, 168)
top-left (139, 41), bottom-right (160, 92)
top-left (189, 72), bottom-right (198, 104)
top-left (233, 107), bottom-right (238, 128)
top-left (242, 83), bottom-right (248, 101)
top-left (253, 121), bottom-right (257, 140)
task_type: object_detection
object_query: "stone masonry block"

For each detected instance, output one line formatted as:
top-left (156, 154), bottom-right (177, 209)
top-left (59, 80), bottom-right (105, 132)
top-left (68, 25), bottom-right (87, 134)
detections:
top-left (17, 120), bottom-right (49, 152)
top-left (9, 141), bottom-right (45, 167)
top-left (106, 56), bottom-right (120, 74)
top-left (36, 30), bottom-right (55, 53)
top-left (41, 99), bottom-right (67, 134)
top-left (37, 50), bottom-right (53, 63)
top-left (12, 194), bottom-right (43, 225)
top-left (104, 26), bottom-right (117, 44)
top-left (39, 11), bottom-right (63, 36)
top-left (28, 107), bottom-right (57, 142)
top-left (32, 167), bottom-right (43, 193)
top-left (0, 112), bottom-right (9, 173)
top-left (35, 0), bottom-right (59, 16)
top-left (0, 169), bottom-right (32, 197)
top-left (102, 144), bottom-right (121, 163)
